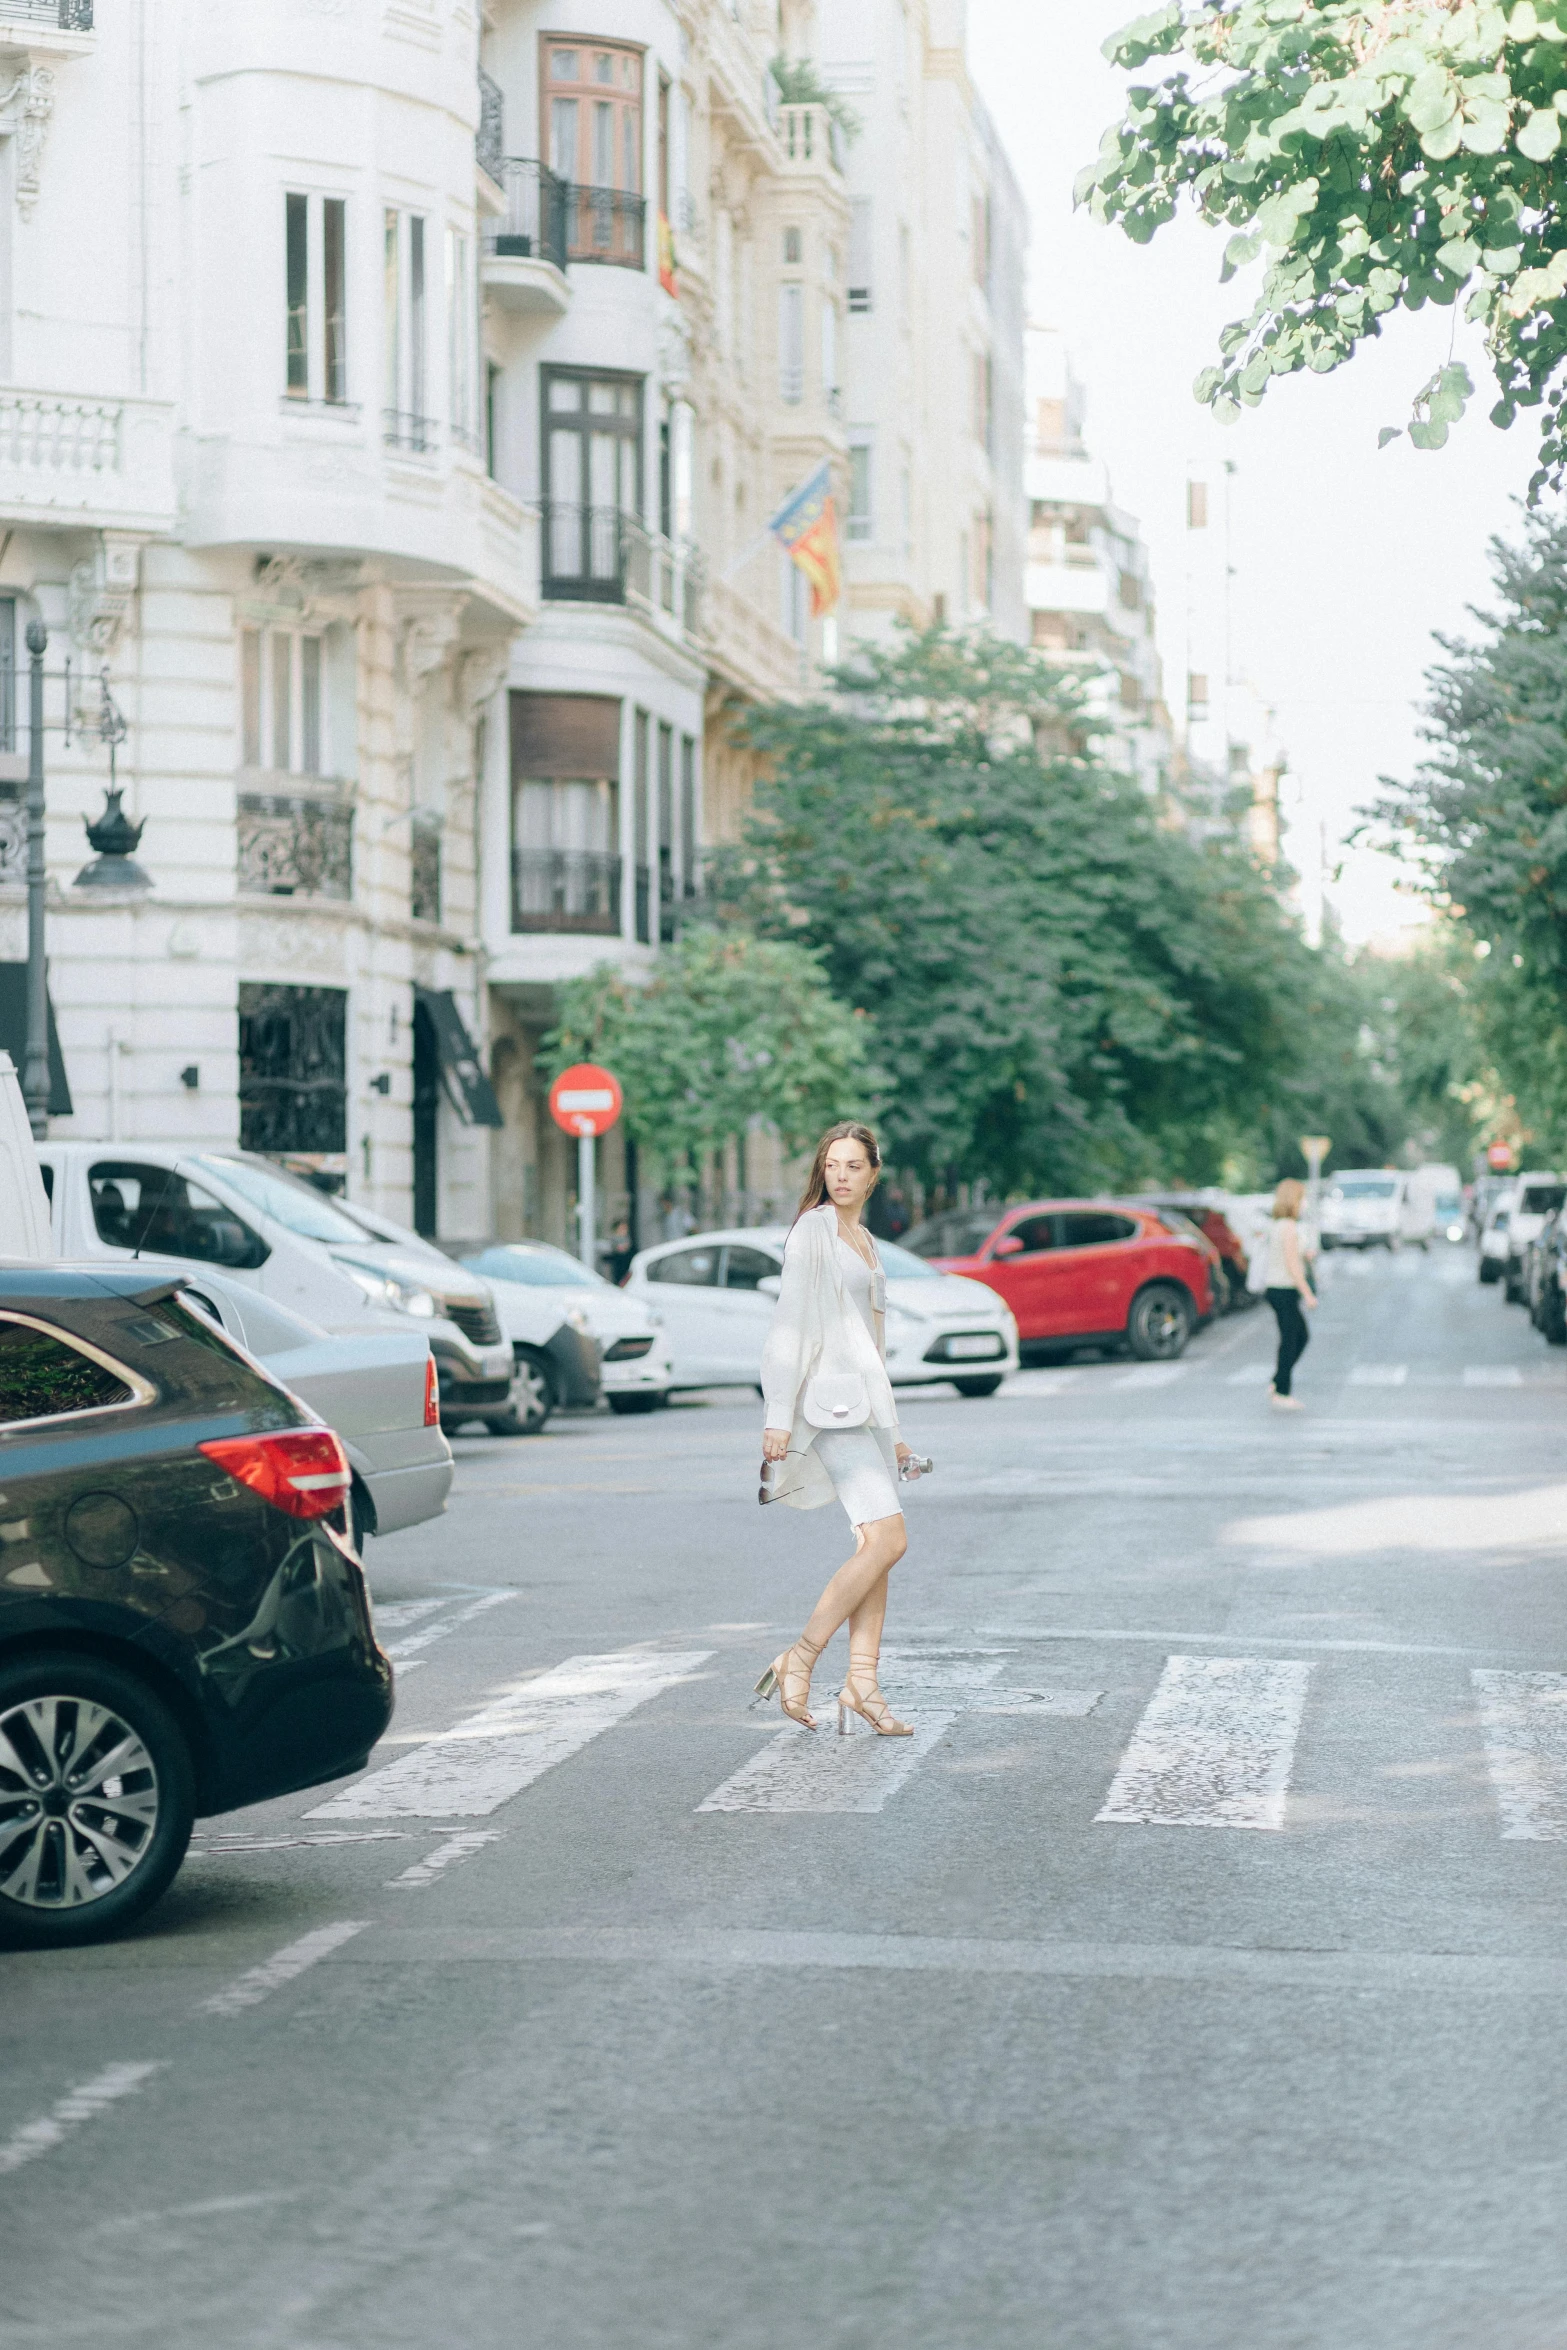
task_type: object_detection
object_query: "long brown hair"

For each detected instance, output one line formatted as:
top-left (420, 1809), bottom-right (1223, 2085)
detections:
top-left (795, 1122), bottom-right (882, 1219)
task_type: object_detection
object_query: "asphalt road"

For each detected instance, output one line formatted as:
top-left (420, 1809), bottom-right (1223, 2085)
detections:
top-left (9, 1242), bottom-right (1567, 2350)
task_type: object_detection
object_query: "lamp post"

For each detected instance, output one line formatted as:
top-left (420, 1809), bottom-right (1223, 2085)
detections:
top-left (21, 620), bottom-right (47, 1140)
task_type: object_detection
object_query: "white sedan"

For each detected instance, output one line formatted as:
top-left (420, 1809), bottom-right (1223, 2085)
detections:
top-left (625, 1226), bottom-right (1020, 1397)
top-left (464, 1243), bottom-right (674, 1414)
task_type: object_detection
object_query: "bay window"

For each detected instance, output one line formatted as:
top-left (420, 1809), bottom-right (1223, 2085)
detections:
top-left (284, 192), bottom-right (348, 405)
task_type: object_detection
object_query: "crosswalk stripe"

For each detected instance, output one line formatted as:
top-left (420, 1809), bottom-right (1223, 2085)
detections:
top-left (1095, 1655), bottom-right (1313, 1831)
top-left (1000, 1369), bottom-right (1081, 1396)
top-left (1113, 1364), bottom-right (1187, 1391)
top-left (1472, 1670), bottom-right (1567, 1839)
top-left (305, 1647), bottom-right (713, 1820)
top-left (1225, 1364), bottom-right (1274, 1387)
top-left (1349, 1364), bottom-right (1408, 1386)
top-left (698, 1709), bottom-right (959, 1813)
top-left (1464, 1365), bottom-right (1524, 1387)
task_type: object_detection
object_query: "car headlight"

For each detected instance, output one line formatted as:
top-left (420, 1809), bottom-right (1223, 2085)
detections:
top-left (398, 1286), bottom-right (438, 1318)
top-left (341, 1263), bottom-right (398, 1309)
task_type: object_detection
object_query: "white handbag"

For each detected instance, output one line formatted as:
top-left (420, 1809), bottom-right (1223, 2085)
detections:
top-left (802, 1371), bottom-right (872, 1429)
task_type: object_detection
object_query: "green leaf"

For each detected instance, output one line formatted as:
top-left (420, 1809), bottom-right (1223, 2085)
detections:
top-left (1459, 98), bottom-right (1512, 154)
top-left (1409, 418), bottom-right (1451, 449)
top-left (1420, 118), bottom-right (1465, 159)
top-left (1406, 65), bottom-right (1459, 135)
top-left (1517, 105), bottom-right (1562, 157)
top-left (1378, 426), bottom-right (1403, 447)
top-left (1220, 230), bottom-right (1261, 282)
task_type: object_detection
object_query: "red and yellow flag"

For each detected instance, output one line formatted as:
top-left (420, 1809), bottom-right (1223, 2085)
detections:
top-left (768, 460), bottom-right (841, 617)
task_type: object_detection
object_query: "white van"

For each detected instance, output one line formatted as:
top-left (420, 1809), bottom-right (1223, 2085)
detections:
top-left (1408, 1164), bottom-right (1465, 1245)
top-left (1318, 1169), bottom-right (1424, 1251)
top-left (32, 1141), bottom-right (521, 1433)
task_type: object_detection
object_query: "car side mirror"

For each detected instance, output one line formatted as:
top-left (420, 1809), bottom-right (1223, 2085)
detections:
top-left (757, 1275), bottom-right (782, 1297)
top-left (991, 1235), bottom-right (1025, 1259)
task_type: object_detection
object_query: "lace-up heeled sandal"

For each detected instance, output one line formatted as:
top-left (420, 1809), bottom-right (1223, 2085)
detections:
top-left (837, 1667), bottom-right (913, 1738)
top-left (752, 1634), bottom-right (823, 1728)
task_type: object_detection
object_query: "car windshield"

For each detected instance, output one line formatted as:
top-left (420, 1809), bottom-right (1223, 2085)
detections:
top-left (193, 1154), bottom-right (371, 1243)
top-left (903, 1209), bottom-right (1001, 1259)
top-left (1435, 1193), bottom-right (1462, 1214)
top-left (467, 1246), bottom-right (606, 1290)
top-left (1522, 1184), bottom-right (1566, 1212)
top-left (876, 1240), bottom-right (941, 1281)
top-left (1332, 1178), bottom-right (1397, 1200)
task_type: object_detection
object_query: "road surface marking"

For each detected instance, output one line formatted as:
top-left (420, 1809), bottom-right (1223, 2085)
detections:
top-left (1473, 1670), bottom-right (1567, 1838)
top-left (187, 1831), bottom-right (409, 1857)
top-left (999, 1369), bottom-right (1081, 1397)
top-left (381, 1588), bottom-right (518, 1664)
top-left (200, 1920), bottom-right (370, 2018)
top-left (1113, 1364), bottom-right (1188, 1390)
top-left (1095, 1655), bottom-right (1313, 1831)
top-left (698, 1709), bottom-right (958, 1813)
top-left (0, 2061), bottom-right (165, 2176)
top-left (1350, 1364), bottom-right (1408, 1386)
top-left (386, 1830), bottom-right (503, 1888)
top-left (973, 1689), bottom-right (1103, 1716)
top-left (305, 1647), bottom-right (713, 1820)
top-left (369, 1599), bottom-right (447, 1634)
top-left (1463, 1365), bottom-right (1524, 1387)
top-left (1225, 1363), bottom-right (1275, 1387)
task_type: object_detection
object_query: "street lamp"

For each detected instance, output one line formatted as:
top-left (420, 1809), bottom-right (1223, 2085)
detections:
top-left (21, 621), bottom-right (47, 1140)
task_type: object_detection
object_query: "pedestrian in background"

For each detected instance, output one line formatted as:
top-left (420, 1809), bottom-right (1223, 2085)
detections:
top-left (1265, 1177), bottom-right (1317, 1410)
top-left (755, 1121), bottom-right (921, 1736)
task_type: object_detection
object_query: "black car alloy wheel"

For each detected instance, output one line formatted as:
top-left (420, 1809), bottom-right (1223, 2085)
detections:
top-left (484, 1347), bottom-right (553, 1436)
top-left (0, 1653), bottom-right (195, 1948)
top-left (1127, 1283), bottom-right (1194, 1361)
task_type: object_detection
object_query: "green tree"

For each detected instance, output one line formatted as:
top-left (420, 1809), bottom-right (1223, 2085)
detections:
top-left (1079, 1), bottom-right (1567, 487)
top-left (541, 927), bottom-right (873, 1185)
top-left (723, 627), bottom-right (1321, 1194)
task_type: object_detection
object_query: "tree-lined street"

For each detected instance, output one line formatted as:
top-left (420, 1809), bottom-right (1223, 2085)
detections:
top-left (7, 1246), bottom-right (1567, 2349)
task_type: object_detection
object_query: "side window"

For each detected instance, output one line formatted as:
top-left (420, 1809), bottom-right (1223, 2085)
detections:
top-left (1057, 1212), bottom-right (1138, 1249)
top-left (645, 1245), bottom-right (719, 1286)
top-left (88, 1162), bottom-right (270, 1271)
top-left (37, 1164), bottom-right (52, 1201)
top-left (1002, 1215), bottom-right (1056, 1256)
top-left (722, 1246), bottom-right (780, 1291)
top-left (0, 1319), bottom-right (134, 1427)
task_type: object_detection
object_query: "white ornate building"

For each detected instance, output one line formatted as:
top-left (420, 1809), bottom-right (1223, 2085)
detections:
top-left (0, 0), bottom-right (1023, 1251)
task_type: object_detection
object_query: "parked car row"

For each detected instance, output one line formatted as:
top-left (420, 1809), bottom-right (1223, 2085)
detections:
top-left (1315, 1164), bottom-right (1462, 1252)
top-left (1479, 1173), bottom-right (1566, 1302)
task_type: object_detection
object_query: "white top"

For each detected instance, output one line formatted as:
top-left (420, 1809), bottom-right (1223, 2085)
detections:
top-left (836, 1235), bottom-right (885, 1339)
top-left (1265, 1219), bottom-right (1301, 1287)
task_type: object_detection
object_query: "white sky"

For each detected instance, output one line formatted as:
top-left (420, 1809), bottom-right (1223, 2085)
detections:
top-left (966, 0), bottom-right (1540, 946)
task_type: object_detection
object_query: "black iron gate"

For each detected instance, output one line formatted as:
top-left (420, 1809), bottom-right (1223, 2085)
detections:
top-left (238, 983), bottom-right (347, 1156)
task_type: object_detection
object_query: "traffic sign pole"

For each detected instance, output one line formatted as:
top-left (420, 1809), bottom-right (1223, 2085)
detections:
top-left (578, 1129), bottom-right (595, 1272)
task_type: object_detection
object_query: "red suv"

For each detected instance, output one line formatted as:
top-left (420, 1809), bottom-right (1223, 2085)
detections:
top-left (903, 1201), bottom-right (1214, 1361)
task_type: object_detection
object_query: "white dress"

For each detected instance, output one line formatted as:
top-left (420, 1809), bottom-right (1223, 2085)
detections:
top-left (759, 1207), bottom-right (903, 1525)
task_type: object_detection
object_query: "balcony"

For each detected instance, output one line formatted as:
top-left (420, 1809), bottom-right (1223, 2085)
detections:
top-left (480, 161), bottom-right (569, 315)
top-left (383, 409), bottom-right (438, 458)
top-left (0, 388), bottom-right (175, 533)
top-left (776, 102), bottom-right (844, 177)
top-left (237, 792), bottom-right (353, 901)
top-left (542, 502), bottom-right (703, 639)
top-left (512, 848), bottom-right (621, 936)
top-left (562, 183), bottom-right (645, 270)
top-left (0, 0), bottom-right (93, 52)
top-left (476, 67), bottom-right (504, 188)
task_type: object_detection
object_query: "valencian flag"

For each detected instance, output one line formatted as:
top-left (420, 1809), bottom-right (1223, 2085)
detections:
top-left (768, 460), bottom-right (841, 617)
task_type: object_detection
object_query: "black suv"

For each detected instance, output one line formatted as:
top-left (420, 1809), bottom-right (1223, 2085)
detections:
top-left (0, 1265), bottom-right (393, 1946)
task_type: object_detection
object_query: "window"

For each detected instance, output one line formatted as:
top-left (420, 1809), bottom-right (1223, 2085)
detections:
top-left (634, 705), bottom-right (651, 942)
top-left (486, 360), bottom-right (500, 479)
top-left (542, 368), bottom-right (642, 593)
top-left (238, 983), bottom-right (348, 1157)
top-left (544, 37), bottom-right (645, 266)
top-left (847, 439), bottom-right (872, 542)
top-left (241, 624), bottom-right (330, 777)
top-left (778, 283), bottom-right (803, 403)
top-left (723, 1246), bottom-right (780, 1290)
top-left (848, 198), bottom-right (872, 312)
top-left (284, 193), bottom-right (347, 406)
top-left (1119, 568), bottom-right (1142, 611)
top-left (657, 720), bottom-right (674, 941)
top-left (646, 1245), bottom-right (719, 1285)
top-left (87, 1162), bottom-right (269, 1269)
top-left (1003, 1215), bottom-right (1056, 1256)
top-left (680, 734), bottom-right (697, 896)
top-left (971, 188), bottom-right (990, 288)
top-left (1057, 1212), bottom-right (1137, 1249)
top-left (782, 226), bottom-right (802, 265)
top-left (384, 208), bottom-right (429, 451)
top-left (1119, 670), bottom-right (1143, 711)
top-left (510, 690), bottom-right (623, 935)
top-left (0, 1318), bottom-right (136, 1427)
top-left (905, 1209), bottom-right (1001, 1259)
top-left (1187, 480), bottom-right (1208, 529)
top-left (0, 595), bottom-right (14, 752)
top-left (821, 295), bottom-right (837, 404)
top-left (1187, 674), bottom-right (1209, 711)
top-left (447, 226), bottom-right (478, 455)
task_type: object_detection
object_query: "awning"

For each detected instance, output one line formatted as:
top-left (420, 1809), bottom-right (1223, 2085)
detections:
top-left (414, 986), bottom-right (503, 1128)
top-left (0, 963), bottom-right (72, 1117)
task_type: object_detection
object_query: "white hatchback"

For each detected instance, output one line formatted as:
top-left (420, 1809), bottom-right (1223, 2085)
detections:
top-left (625, 1227), bottom-right (1020, 1396)
top-left (464, 1243), bottom-right (674, 1414)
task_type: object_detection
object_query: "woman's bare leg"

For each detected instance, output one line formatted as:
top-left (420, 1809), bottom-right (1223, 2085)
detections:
top-left (847, 1568), bottom-right (890, 1676)
top-left (799, 1514), bottom-right (906, 1655)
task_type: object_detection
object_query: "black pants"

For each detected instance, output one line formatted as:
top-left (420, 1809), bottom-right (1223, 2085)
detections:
top-left (1267, 1288), bottom-right (1309, 1396)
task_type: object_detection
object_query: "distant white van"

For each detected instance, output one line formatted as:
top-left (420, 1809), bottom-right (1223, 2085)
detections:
top-left (1408, 1164), bottom-right (1465, 1245)
top-left (1319, 1169), bottom-right (1419, 1251)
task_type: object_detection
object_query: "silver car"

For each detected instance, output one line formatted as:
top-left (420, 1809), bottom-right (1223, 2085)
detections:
top-left (167, 1266), bottom-right (453, 1545)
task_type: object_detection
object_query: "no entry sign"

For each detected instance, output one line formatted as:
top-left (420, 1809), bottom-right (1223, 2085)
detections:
top-left (549, 1062), bottom-right (622, 1139)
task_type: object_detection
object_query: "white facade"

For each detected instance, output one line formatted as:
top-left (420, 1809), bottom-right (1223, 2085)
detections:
top-left (819, 0), bottom-right (1026, 646)
top-left (1023, 326), bottom-right (1171, 795)
top-left (0, 0), bottom-right (874, 1253)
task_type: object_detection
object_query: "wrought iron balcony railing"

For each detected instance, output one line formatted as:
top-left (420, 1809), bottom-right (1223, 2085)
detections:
top-left (476, 67), bottom-right (504, 184)
top-left (0, 1), bottom-right (93, 27)
top-left (383, 409), bottom-right (438, 455)
top-left (238, 792), bottom-right (353, 900)
top-left (410, 813), bottom-right (441, 925)
top-left (512, 847), bottom-right (622, 935)
top-left (541, 502), bottom-right (703, 634)
top-left (482, 159), bottom-right (568, 275)
top-left (562, 182), bottom-right (645, 269)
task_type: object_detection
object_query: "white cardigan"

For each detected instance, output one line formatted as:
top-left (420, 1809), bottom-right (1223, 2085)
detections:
top-left (760, 1203), bottom-right (901, 1511)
